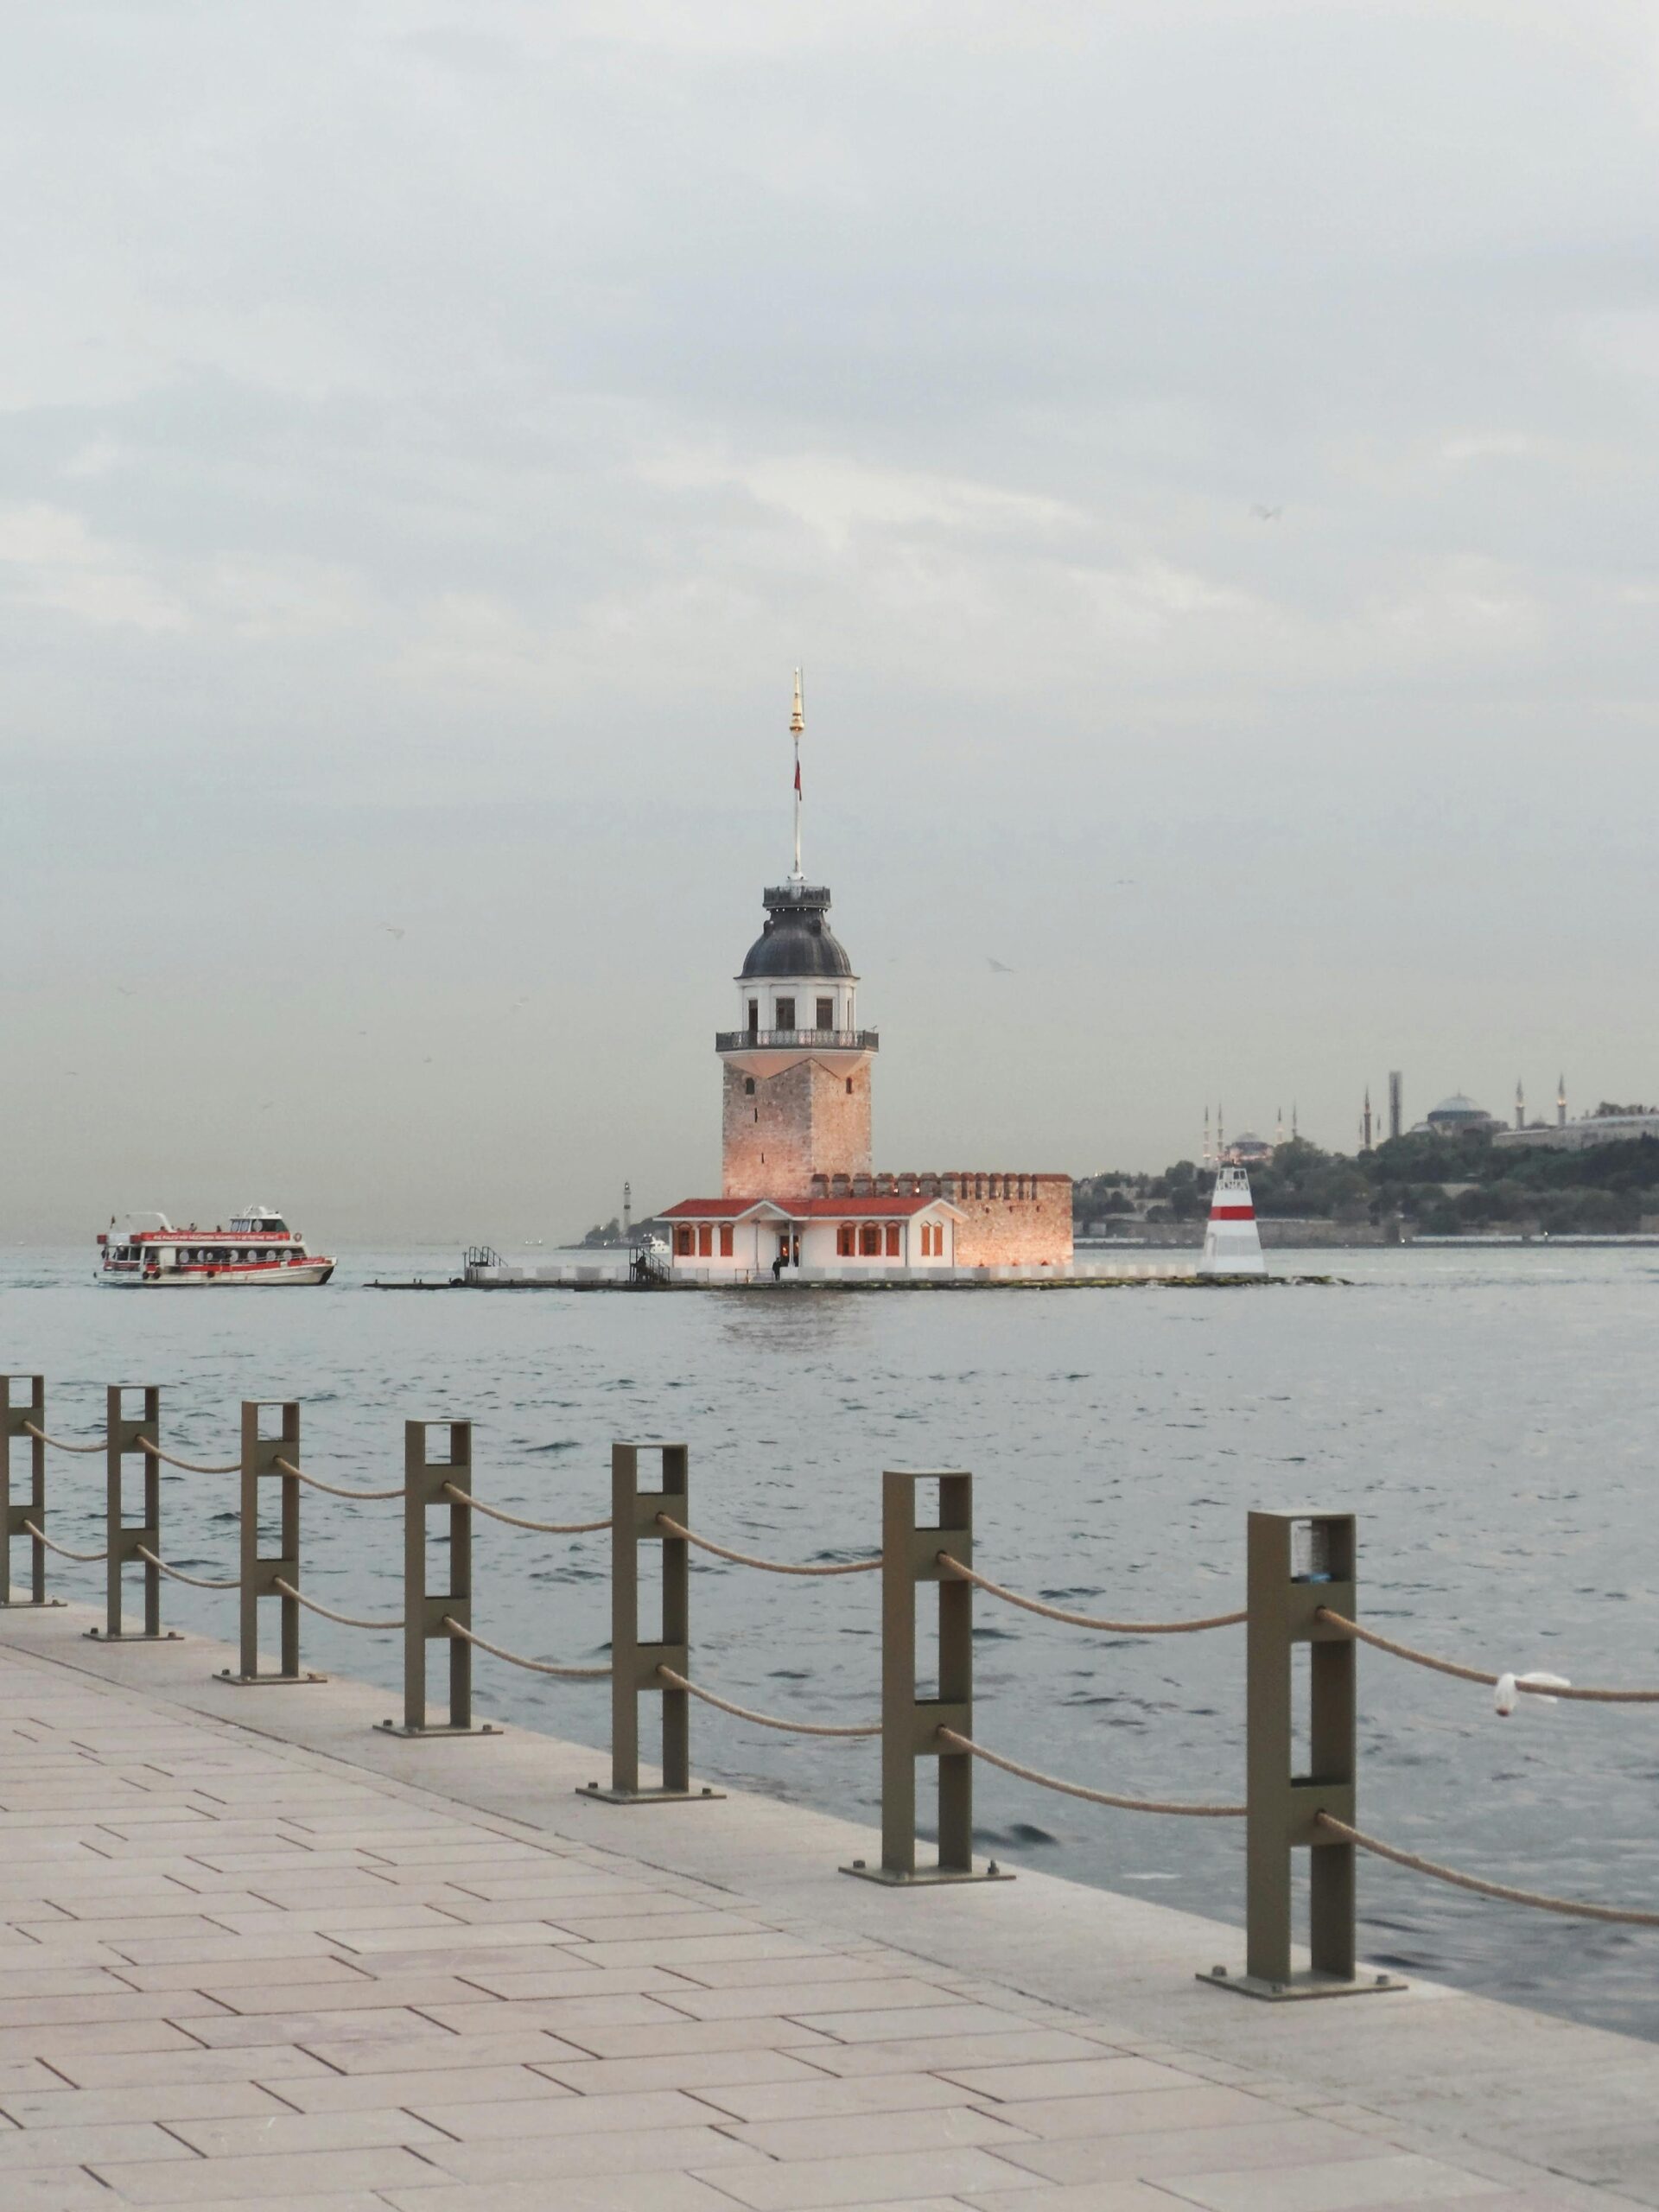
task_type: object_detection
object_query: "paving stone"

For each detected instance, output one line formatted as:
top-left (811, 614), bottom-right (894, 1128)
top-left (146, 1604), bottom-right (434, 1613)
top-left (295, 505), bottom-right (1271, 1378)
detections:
top-left (88, 2144), bottom-right (445, 2201)
top-left (1157, 2154), bottom-right (1505, 2210)
top-left (696, 2144), bottom-right (1050, 2208)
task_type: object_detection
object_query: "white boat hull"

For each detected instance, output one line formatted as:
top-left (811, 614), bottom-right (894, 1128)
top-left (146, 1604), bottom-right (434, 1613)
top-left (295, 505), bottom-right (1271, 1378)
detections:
top-left (101, 1265), bottom-right (335, 1287)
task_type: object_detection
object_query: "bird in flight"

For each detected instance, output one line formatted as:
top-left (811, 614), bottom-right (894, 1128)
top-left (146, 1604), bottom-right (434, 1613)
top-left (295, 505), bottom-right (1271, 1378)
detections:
top-left (381, 924), bottom-right (405, 939)
top-left (987, 957), bottom-right (1016, 975)
top-left (1250, 505), bottom-right (1282, 521)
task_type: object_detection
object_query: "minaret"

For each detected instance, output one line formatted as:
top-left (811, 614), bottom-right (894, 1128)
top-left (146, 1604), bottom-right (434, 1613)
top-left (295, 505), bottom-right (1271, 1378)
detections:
top-left (1275, 1104), bottom-right (1284, 1145)
top-left (1516, 1078), bottom-right (1525, 1131)
top-left (1217, 1101), bottom-right (1225, 1162)
top-left (622, 1181), bottom-right (632, 1239)
top-left (718, 678), bottom-right (877, 1199)
top-left (1203, 1105), bottom-right (1211, 1168)
top-left (1292, 1100), bottom-right (1299, 1141)
top-left (1361, 1087), bottom-right (1372, 1152)
top-left (1558, 1073), bottom-right (1567, 1128)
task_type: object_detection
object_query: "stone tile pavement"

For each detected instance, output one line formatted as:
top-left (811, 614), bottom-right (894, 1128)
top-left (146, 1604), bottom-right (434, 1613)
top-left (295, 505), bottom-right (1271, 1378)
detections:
top-left (0, 1609), bottom-right (1649, 2211)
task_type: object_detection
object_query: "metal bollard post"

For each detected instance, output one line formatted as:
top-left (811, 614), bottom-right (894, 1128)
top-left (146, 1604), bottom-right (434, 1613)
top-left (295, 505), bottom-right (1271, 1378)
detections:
top-left (376, 1420), bottom-right (498, 1738)
top-left (843, 1468), bottom-right (1007, 1885)
top-left (217, 1402), bottom-right (325, 1688)
top-left (580, 1442), bottom-right (721, 1803)
top-left (88, 1385), bottom-right (179, 1643)
top-left (1199, 1510), bottom-right (1401, 1999)
top-left (1, 1376), bottom-right (62, 1608)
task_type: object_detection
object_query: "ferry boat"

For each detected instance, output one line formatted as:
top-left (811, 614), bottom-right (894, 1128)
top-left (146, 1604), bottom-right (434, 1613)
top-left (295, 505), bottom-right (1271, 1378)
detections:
top-left (98, 1208), bottom-right (336, 1287)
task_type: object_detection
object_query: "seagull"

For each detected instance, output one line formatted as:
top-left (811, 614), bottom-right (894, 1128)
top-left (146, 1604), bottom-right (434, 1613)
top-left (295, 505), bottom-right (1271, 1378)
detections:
top-left (116, 985), bottom-right (134, 997)
top-left (1250, 505), bottom-right (1282, 521)
top-left (988, 957), bottom-right (1016, 975)
top-left (381, 924), bottom-right (405, 939)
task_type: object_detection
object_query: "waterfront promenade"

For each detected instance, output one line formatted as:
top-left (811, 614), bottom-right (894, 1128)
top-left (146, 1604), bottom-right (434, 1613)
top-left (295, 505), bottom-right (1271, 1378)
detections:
top-left (0, 1605), bottom-right (1655, 2209)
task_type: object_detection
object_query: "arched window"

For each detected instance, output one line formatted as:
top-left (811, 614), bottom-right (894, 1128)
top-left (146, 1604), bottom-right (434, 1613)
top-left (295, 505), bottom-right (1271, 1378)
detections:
top-left (859, 1223), bottom-right (881, 1255)
top-left (836, 1224), bottom-right (856, 1256)
top-left (675, 1227), bottom-right (695, 1256)
top-left (885, 1224), bottom-right (900, 1257)
top-left (744, 1077), bottom-right (755, 1094)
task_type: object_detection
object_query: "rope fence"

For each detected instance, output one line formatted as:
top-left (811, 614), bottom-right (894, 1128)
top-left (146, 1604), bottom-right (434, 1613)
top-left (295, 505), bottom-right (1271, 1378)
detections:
top-left (134, 1544), bottom-right (238, 1592)
top-left (939, 1553), bottom-right (1246, 1635)
top-left (137, 1440), bottom-right (242, 1476)
top-left (657, 1662), bottom-right (880, 1737)
top-left (271, 1577), bottom-right (404, 1631)
top-left (22, 1423), bottom-right (103, 1455)
top-left (443, 1483), bottom-right (610, 1535)
top-left (1317, 1609), bottom-right (1659, 1705)
top-left (1317, 1814), bottom-right (1659, 1929)
top-left (937, 1726), bottom-right (1245, 1816)
top-left (273, 1456), bottom-right (405, 1503)
top-left (22, 1520), bottom-right (106, 1563)
top-left (656, 1514), bottom-right (879, 1577)
top-left (442, 1616), bottom-right (610, 1679)
top-left (10, 1378), bottom-right (1659, 1986)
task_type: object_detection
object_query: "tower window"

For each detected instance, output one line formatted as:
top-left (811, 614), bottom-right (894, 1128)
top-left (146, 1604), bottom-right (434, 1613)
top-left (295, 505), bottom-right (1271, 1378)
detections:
top-left (816, 997), bottom-right (833, 1030)
top-left (774, 996), bottom-right (795, 1031)
top-left (845, 1078), bottom-right (853, 1095)
top-left (744, 1077), bottom-right (755, 1095)
top-left (747, 999), bottom-right (759, 1034)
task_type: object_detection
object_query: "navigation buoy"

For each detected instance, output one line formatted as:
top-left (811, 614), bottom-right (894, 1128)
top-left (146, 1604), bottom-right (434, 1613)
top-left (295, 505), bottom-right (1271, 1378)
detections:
top-left (1199, 1163), bottom-right (1268, 1277)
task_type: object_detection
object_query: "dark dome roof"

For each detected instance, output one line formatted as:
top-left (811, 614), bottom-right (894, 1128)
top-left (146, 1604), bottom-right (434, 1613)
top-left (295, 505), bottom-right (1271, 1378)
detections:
top-left (739, 884), bottom-right (855, 980)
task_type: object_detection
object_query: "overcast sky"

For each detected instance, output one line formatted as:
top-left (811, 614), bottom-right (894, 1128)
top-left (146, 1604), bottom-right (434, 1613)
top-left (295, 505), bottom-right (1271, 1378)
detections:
top-left (6, 1), bottom-right (1659, 1243)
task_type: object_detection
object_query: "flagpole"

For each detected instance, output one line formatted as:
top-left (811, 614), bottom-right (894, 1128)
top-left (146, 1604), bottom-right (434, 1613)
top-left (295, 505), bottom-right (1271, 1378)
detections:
top-left (790, 668), bottom-right (804, 884)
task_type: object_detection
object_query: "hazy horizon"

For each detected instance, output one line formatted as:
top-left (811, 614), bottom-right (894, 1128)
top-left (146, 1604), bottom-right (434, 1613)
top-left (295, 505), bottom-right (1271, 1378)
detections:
top-left (7, 3), bottom-right (1659, 1243)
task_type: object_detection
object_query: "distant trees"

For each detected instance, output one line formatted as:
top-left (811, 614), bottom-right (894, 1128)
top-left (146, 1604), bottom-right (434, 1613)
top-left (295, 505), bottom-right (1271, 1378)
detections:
top-left (1071, 1132), bottom-right (1659, 1236)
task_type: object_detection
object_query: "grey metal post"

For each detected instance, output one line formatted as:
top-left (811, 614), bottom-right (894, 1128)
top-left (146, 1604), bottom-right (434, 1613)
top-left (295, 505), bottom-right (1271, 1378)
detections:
top-left (1, 1376), bottom-right (60, 1608)
top-left (88, 1385), bottom-right (178, 1643)
top-left (1200, 1510), bottom-right (1401, 1999)
top-left (376, 1420), bottom-right (497, 1738)
top-left (580, 1441), bottom-right (720, 1803)
top-left (217, 1402), bottom-right (324, 1687)
top-left (844, 1468), bottom-right (1007, 1885)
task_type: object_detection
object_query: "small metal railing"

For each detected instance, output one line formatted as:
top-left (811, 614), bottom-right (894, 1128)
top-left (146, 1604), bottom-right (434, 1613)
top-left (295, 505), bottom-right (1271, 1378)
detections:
top-left (715, 1027), bottom-right (880, 1052)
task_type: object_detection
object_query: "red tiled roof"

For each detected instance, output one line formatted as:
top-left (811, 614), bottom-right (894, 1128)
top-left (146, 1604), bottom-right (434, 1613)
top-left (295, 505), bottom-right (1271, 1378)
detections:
top-left (658, 1199), bottom-right (774, 1219)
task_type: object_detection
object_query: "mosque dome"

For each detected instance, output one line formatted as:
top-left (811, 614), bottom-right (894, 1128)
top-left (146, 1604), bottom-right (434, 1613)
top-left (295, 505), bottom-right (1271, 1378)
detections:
top-left (739, 884), bottom-right (855, 980)
top-left (1426, 1093), bottom-right (1494, 1130)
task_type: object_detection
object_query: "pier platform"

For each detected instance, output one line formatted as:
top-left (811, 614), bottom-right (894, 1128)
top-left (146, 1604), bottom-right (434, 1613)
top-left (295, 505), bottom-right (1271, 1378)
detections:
top-left (0, 1601), bottom-right (1655, 2210)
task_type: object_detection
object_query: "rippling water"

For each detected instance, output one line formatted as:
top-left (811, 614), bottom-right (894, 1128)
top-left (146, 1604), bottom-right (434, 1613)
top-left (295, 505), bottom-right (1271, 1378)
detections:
top-left (5, 1243), bottom-right (1657, 2039)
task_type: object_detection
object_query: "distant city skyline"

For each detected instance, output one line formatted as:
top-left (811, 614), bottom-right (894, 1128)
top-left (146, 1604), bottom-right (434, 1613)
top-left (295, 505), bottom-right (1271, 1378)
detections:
top-left (4, 3), bottom-right (1658, 1242)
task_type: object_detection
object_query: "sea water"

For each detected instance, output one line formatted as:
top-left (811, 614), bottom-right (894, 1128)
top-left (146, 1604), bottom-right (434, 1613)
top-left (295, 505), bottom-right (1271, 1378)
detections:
top-left (3, 1243), bottom-right (1656, 2040)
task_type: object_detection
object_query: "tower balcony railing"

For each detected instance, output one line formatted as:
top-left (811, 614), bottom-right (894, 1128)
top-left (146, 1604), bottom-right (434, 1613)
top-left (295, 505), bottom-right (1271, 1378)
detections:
top-left (715, 1027), bottom-right (880, 1054)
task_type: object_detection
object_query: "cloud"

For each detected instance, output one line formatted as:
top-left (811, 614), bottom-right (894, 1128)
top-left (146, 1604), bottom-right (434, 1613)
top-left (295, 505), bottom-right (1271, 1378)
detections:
top-left (0, 505), bottom-right (185, 632)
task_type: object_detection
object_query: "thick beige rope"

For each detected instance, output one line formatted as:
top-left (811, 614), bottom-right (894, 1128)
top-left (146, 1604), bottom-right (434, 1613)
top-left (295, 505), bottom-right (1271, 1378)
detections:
top-left (134, 1543), bottom-right (238, 1591)
top-left (656, 1514), bottom-right (879, 1576)
top-left (21, 1521), bottom-right (105, 1563)
top-left (657, 1663), bottom-right (880, 1737)
top-left (1317, 1609), bottom-right (1659, 1704)
top-left (1317, 1814), bottom-right (1659, 1927)
top-left (442, 1616), bottom-right (610, 1679)
top-left (273, 1457), bottom-right (405, 1502)
top-left (938, 1554), bottom-right (1246, 1636)
top-left (937, 1726), bottom-right (1245, 1816)
top-left (271, 1577), bottom-right (403, 1630)
top-left (442, 1483), bottom-right (610, 1535)
top-left (137, 1440), bottom-right (241, 1475)
top-left (22, 1423), bottom-right (103, 1455)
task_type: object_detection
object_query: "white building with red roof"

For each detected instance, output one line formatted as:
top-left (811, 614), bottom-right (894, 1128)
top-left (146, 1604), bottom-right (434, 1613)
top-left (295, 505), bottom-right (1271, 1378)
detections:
top-left (660, 681), bottom-right (1071, 1282)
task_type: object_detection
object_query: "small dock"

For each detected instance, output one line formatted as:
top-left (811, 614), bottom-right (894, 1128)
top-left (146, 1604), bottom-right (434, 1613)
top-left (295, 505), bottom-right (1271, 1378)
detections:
top-left (0, 1601), bottom-right (1652, 2209)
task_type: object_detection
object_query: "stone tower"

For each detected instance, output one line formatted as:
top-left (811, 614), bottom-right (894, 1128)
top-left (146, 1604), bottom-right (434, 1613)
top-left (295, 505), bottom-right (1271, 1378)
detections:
top-left (718, 882), bottom-right (877, 1199)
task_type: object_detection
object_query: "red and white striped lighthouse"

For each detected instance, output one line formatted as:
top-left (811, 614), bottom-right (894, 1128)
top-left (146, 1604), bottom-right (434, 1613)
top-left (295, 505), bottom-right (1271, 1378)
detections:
top-left (1199, 1162), bottom-right (1268, 1276)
